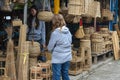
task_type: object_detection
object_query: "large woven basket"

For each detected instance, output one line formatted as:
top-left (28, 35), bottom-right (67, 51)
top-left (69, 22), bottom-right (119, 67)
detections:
top-left (37, 11), bottom-right (53, 22)
top-left (29, 41), bottom-right (41, 57)
top-left (37, 0), bottom-right (53, 22)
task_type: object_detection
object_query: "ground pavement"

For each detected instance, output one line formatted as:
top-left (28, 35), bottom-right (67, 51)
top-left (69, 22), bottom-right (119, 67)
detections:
top-left (70, 57), bottom-right (120, 80)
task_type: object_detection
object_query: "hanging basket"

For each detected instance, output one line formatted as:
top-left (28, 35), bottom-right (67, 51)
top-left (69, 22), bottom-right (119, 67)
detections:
top-left (75, 27), bottom-right (85, 38)
top-left (37, 11), bottom-right (53, 22)
top-left (37, 0), bottom-right (53, 22)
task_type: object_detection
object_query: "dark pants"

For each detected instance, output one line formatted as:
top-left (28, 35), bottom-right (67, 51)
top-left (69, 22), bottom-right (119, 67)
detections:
top-left (52, 61), bottom-right (70, 80)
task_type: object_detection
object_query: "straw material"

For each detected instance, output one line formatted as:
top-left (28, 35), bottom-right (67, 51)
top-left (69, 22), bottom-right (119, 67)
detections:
top-left (1, 5), bottom-right (12, 12)
top-left (29, 41), bottom-right (41, 57)
top-left (6, 39), bottom-right (16, 80)
top-left (75, 26), bottom-right (85, 38)
top-left (1, 0), bottom-right (12, 12)
top-left (12, 19), bottom-right (22, 26)
top-left (0, 76), bottom-right (11, 80)
top-left (83, 1), bottom-right (101, 17)
top-left (68, 0), bottom-right (85, 15)
top-left (102, 9), bottom-right (113, 20)
top-left (68, 4), bottom-right (84, 15)
top-left (37, 11), bottom-right (54, 22)
top-left (69, 0), bottom-right (84, 5)
top-left (64, 15), bottom-right (80, 23)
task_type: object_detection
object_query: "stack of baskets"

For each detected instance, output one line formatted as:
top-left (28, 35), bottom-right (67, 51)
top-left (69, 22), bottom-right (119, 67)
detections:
top-left (99, 28), bottom-right (113, 51)
top-left (91, 33), bottom-right (105, 54)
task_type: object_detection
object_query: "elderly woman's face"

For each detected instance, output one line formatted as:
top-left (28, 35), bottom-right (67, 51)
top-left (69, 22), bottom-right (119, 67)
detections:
top-left (31, 8), bottom-right (37, 16)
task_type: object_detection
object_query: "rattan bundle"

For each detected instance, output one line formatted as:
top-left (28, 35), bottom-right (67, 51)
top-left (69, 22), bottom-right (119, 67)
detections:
top-left (29, 41), bottom-right (40, 57)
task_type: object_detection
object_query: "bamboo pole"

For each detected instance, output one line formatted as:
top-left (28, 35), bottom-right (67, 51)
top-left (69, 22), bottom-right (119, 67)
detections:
top-left (23, 0), bottom-right (28, 24)
top-left (22, 41), bottom-right (29, 80)
top-left (17, 24), bottom-right (27, 80)
top-left (6, 39), bottom-right (16, 80)
top-left (94, 17), bottom-right (96, 31)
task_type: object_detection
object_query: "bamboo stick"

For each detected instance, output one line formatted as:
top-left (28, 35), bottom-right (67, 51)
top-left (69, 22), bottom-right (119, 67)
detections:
top-left (17, 24), bottom-right (27, 80)
top-left (6, 39), bottom-right (16, 80)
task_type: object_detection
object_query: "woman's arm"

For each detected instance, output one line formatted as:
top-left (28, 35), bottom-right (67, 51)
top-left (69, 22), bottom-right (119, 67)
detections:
top-left (40, 21), bottom-right (46, 46)
top-left (47, 32), bottom-right (57, 52)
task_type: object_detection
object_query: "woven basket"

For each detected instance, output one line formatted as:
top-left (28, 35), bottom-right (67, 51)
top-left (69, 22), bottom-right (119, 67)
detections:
top-left (12, 19), bottom-right (22, 26)
top-left (75, 27), bottom-right (85, 38)
top-left (68, 3), bottom-right (84, 15)
top-left (91, 33), bottom-right (102, 39)
top-left (80, 39), bottom-right (91, 48)
top-left (37, 0), bottom-right (53, 22)
top-left (29, 41), bottom-right (41, 57)
top-left (69, 0), bottom-right (84, 5)
top-left (37, 11), bottom-right (53, 22)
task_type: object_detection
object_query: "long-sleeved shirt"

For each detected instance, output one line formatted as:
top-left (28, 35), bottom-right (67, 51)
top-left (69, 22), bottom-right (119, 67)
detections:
top-left (47, 26), bottom-right (72, 63)
top-left (27, 18), bottom-right (46, 45)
